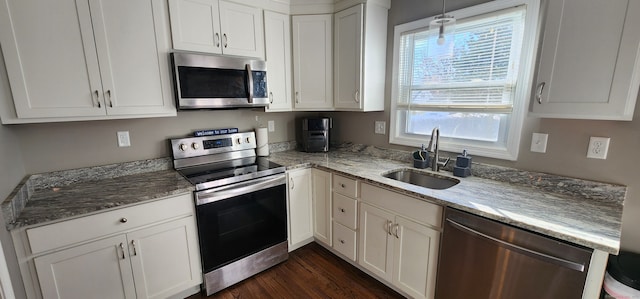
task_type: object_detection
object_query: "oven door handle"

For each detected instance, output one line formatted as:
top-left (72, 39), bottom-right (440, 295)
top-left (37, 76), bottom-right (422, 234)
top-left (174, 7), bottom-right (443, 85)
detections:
top-left (195, 174), bottom-right (285, 206)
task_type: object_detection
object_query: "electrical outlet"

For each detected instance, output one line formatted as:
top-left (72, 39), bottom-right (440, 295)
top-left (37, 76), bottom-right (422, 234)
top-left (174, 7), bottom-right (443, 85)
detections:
top-left (375, 121), bottom-right (386, 135)
top-left (587, 137), bottom-right (610, 159)
top-left (267, 120), bottom-right (275, 132)
top-left (117, 131), bottom-right (131, 147)
top-left (530, 133), bottom-right (548, 153)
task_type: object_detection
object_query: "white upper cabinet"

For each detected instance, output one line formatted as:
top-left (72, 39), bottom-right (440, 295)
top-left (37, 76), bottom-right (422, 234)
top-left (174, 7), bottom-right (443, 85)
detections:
top-left (168, 0), bottom-right (265, 59)
top-left (168, 0), bottom-right (222, 53)
top-left (334, 3), bottom-right (387, 111)
top-left (531, 0), bottom-right (640, 120)
top-left (264, 10), bottom-right (293, 112)
top-left (0, 0), bottom-right (175, 123)
top-left (292, 14), bottom-right (334, 110)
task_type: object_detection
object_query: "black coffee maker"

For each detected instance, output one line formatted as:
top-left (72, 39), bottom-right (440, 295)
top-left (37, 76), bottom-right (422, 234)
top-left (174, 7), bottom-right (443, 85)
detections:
top-left (302, 117), bottom-right (331, 152)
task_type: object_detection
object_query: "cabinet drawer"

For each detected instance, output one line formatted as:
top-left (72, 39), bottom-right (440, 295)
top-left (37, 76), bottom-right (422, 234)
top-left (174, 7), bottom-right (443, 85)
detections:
top-left (333, 174), bottom-right (358, 198)
top-left (27, 193), bottom-right (194, 255)
top-left (332, 222), bottom-right (356, 261)
top-left (333, 193), bottom-right (357, 230)
top-left (361, 183), bottom-right (443, 229)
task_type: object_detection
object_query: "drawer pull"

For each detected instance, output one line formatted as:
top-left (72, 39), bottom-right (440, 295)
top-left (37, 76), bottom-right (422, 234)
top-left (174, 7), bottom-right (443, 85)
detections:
top-left (339, 239), bottom-right (345, 244)
top-left (132, 240), bottom-right (137, 256)
top-left (340, 183), bottom-right (345, 188)
top-left (119, 243), bottom-right (125, 260)
top-left (386, 220), bottom-right (393, 235)
top-left (393, 223), bottom-right (400, 238)
top-left (120, 218), bottom-right (127, 223)
top-left (340, 208), bottom-right (345, 213)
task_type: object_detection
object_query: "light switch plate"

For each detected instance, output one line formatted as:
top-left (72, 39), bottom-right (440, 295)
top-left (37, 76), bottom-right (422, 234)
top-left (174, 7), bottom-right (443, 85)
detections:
top-left (587, 137), bottom-right (610, 159)
top-left (267, 120), bottom-right (275, 132)
top-left (530, 133), bottom-right (548, 153)
top-left (117, 131), bottom-right (131, 147)
top-left (375, 121), bottom-right (386, 135)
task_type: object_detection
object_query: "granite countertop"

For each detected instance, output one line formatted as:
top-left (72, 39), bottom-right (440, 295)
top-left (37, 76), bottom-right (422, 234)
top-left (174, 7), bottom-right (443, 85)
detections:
top-left (264, 146), bottom-right (625, 254)
top-left (2, 144), bottom-right (625, 255)
top-left (2, 158), bottom-right (194, 230)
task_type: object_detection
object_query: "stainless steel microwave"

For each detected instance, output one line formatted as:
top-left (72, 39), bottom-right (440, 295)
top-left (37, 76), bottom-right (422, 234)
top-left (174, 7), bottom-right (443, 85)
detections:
top-left (170, 52), bottom-right (268, 109)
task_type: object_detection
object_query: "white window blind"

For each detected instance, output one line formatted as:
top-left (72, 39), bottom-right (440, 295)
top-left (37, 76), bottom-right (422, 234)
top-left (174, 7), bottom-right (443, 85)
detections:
top-left (398, 6), bottom-right (526, 112)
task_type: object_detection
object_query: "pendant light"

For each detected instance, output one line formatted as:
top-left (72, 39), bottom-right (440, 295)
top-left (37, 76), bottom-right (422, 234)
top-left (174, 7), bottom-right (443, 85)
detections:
top-left (429, 0), bottom-right (456, 45)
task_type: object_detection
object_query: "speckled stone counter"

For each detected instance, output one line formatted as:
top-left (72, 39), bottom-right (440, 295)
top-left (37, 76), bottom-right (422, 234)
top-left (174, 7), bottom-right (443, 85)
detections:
top-left (265, 145), bottom-right (625, 254)
top-left (2, 158), bottom-right (194, 230)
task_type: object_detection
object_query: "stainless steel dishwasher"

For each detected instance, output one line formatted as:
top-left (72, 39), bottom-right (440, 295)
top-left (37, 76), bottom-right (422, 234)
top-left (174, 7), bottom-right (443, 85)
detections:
top-left (435, 208), bottom-right (593, 299)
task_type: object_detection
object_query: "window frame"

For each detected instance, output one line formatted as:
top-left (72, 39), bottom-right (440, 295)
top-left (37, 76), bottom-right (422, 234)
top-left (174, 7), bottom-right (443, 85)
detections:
top-left (389, 0), bottom-right (541, 161)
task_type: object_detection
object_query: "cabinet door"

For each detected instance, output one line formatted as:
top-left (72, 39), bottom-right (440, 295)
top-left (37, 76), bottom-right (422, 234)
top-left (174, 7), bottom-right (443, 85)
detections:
top-left (168, 0), bottom-right (222, 54)
top-left (532, 0), bottom-right (640, 120)
top-left (128, 217), bottom-right (201, 299)
top-left (311, 169), bottom-right (332, 246)
top-left (90, 0), bottom-right (175, 116)
top-left (0, 0), bottom-right (106, 118)
top-left (287, 168), bottom-right (313, 251)
top-left (264, 11), bottom-right (293, 112)
top-left (359, 203), bottom-right (394, 281)
top-left (334, 4), bottom-right (363, 110)
top-left (34, 235), bottom-right (135, 299)
top-left (218, 0), bottom-right (264, 58)
top-left (393, 216), bottom-right (440, 299)
top-left (292, 15), bottom-right (333, 110)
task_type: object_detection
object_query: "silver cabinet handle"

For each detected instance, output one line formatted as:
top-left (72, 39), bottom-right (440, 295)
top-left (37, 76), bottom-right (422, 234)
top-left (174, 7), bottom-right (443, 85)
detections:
top-left (393, 223), bottom-right (400, 238)
top-left (269, 92), bottom-right (274, 104)
top-left (215, 32), bottom-right (220, 48)
top-left (106, 90), bottom-right (113, 107)
top-left (223, 33), bottom-right (228, 48)
top-left (290, 177), bottom-right (294, 189)
top-left (536, 82), bottom-right (545, 104)
top-left (295, 91), bottom-right (299, 103)
top-left (119, 243), bottom-right (125, 260)
top-left (339, 239), bottom-right (345, 244)
top-left (339, 208), bottom-right (345, 213)
top-left (340, 183), bottom-right (345, 188)
top-left (354, 89), bottom-right (360, 103)
top-left (120, 217), bottom-right (127, 223)
top-left (94, 90), bottom-right (101, 108)
top-left (446, 218), bottom-right (585, 272)
top-left (131, 240), bottom-right (137, 256)
top-left (386, 220), bottom-right (393, 235)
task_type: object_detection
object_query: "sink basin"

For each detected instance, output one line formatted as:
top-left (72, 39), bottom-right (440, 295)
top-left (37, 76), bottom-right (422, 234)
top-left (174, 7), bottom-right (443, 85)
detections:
top-left (382, 169), bottom-right (460, 190)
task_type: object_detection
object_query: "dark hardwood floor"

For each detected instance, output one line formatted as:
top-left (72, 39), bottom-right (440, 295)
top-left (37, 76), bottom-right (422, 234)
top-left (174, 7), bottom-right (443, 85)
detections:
top-left (186, 242), bottom-right (405, 298)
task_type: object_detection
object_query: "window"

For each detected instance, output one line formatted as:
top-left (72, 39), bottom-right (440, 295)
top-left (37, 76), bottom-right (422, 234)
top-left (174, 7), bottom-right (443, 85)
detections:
top-left (390, 0), bottom-right (540, 160)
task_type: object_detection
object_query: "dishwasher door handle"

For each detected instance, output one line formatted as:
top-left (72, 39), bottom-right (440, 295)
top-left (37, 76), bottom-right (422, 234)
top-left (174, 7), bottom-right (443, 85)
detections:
top-left (446, 218), bottom-right (586, 272)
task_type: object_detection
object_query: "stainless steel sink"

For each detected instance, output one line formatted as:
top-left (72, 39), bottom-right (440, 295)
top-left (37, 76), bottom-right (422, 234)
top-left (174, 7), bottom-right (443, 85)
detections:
top-left (382, 169), bottom-right (460, 190)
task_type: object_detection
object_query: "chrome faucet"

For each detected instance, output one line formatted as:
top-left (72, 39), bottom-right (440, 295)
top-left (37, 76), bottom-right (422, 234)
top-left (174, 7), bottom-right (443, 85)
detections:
top-left (427, 127), bottom-right (450, 171)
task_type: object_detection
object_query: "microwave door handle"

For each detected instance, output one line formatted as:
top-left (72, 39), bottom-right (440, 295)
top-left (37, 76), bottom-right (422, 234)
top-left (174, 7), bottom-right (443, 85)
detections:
top-left (245, 64), bottom-right (254, 103)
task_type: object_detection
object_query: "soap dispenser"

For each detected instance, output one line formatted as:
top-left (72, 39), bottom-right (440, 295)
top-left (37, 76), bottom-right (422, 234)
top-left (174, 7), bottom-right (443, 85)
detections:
top-left (453, 150), bottom-right (472, 177)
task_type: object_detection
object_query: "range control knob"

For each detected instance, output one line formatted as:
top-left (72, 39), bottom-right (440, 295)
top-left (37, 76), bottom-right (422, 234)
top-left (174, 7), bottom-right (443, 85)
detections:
top-left (179, 143), bottom-right (188, 151)
top-left (236, 138), bottom-right (242, 144)
top-left (191, 142), bottom-right (200, 150)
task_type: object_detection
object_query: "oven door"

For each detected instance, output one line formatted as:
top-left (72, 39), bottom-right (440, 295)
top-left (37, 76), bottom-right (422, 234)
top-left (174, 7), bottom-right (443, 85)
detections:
top-left (194, 174), bottom-right (287, 273)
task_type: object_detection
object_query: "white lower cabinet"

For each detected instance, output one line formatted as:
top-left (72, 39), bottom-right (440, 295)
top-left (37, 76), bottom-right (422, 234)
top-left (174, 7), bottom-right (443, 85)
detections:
top-left (311, 169), bottom-right (332, 246)
top-left (14, 193), bottom-right (201, 299)
top-left (35, 235), bottom-right (136, 299)
top-left (287, 168), bottom-right (314, 251)
top-left (359, 183), bottom-right (442, 299)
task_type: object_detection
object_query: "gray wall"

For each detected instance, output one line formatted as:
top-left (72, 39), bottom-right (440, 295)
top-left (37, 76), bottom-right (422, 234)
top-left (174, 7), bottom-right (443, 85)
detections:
top-left (10, 110), bottom-right (313, 173)
top-left (328, 0), bottom-right (640, 253)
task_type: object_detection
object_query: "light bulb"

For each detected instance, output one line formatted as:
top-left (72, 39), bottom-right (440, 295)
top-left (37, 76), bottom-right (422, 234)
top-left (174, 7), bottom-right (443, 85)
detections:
top-left (437, 24), bottom-right (445, 45)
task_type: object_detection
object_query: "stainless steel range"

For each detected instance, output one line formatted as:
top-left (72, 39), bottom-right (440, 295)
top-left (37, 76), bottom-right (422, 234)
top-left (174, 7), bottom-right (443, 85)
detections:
top-left (170, 131), bottom-right (288, 296)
